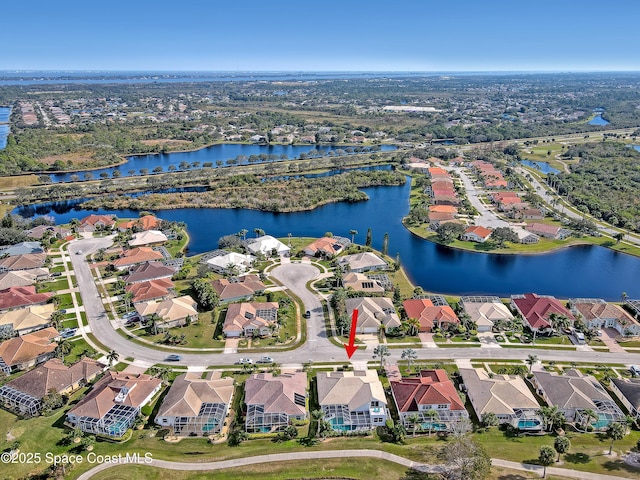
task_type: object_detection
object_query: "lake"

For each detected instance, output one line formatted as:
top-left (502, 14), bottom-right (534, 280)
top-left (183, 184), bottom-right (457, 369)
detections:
top-left (14, 179), bottom-right (640, 301)
top-left (521, 160), bottom-right (560, 174)
top-left (48, 144), bottom-right (396, 182)
top-left (0, 106), bottom-right (10, 150)
top-left (589, 114), bottom-right (610, 126)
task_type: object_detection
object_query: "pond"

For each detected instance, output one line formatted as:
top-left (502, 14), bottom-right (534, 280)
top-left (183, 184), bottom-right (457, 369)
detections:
top-left (521, 160), bottom-right (560, 174)
top-left (588, 114), bottom-right (609, 126)
top-left (0, 106), bottom-right (10, 150)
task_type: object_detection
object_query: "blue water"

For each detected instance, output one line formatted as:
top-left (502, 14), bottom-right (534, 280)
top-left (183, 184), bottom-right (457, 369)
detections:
top-left (0, 106), bottom-right (10, 123)
top-left (632, 145), bottom-right (640, 153)
top-left (13, 179), bottom-right (640, 301)
top-left (589, 114), bottom-right (609, 126)
top-left (420, 422), bottom-right (447, 431)
top-left (521, 160), bottom-right (560, 174)
top-left (0, 106), bottom-right (10, 150)
top-left (517, 419), bottom-right (541, 429)
top-left (48, 144), bottom-right (396, 182)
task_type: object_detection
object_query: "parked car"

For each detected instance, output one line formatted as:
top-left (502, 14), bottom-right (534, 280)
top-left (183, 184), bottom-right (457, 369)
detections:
top-left (60, 328), bottom-right (76, 339)
top-left (630, 365), bottom-right (640, 377)
top-left (257, 356), bottom-right (274, 364)
top-left (51, 272), bottom-right (63, 277)
top-left (596, 329), bottom-right (603, 337)
top-left (122, 311), bottom-right (137, 319)
top-left (304, 310), bottom-right (311, 318)
top-left (166, 354), bottom-right (182, 361)
top-left (235, 358), bottom-right (253, 365)
top-left (574, 332), bottom-right (586, 344)
top-left (76, 250), bottom-right (82, 255)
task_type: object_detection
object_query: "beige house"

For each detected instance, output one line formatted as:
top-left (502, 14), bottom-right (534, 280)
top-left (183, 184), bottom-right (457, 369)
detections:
top-left (459, 368), bottom-right (542, 430)
top-left (155, 371), bottom-right (234, 436)
top-left (0, 253), bottom-right (47, 272)
top-left (459, 296), bottom-right (514, 333)
top-left (211, 275), bottom-right (265, 303)
top-left (317, 370), bottom-right (388, 431)
top-left (0, 327), bottom-right (59, 374)
top-left (128, 230), bottom-right (168, 247)
top-left (569, 298), bottom-right (640, 337)
top-left (344, 297), bottom-right (401, 334)
top-left (244, 372), bottom-right (307, 432)
top-left (223, 302), bottom-right (278, 338)
top-left (135, 295), bottom-right (198, 328)
top-left (0, 269), bottom-right (50, 290)
top-left (0, 304), bottom-right (56, 337)
top-left (337, 252), bottom-right (387, 273)
top-left (342, 272), bottom-right (385, 294)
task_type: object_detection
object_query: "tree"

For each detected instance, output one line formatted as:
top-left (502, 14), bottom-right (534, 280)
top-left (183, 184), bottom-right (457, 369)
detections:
top-left (365, 228), bottom-right (372, 247)
top-left (107, 350), bottom-right (119, 366)
top-left (480, 412), bottom-right (499, 428)
top-left (538, 446), bottom-right (555, 478)
top-left (526, 354), bottom-right (538, 372)
top-left (372, 344), bottom-right (390, 370)
top-left (490, 227), bottom-right (519, 247)
top-left (55, 340), bottom-right (71, 363)
top-left (614, 232), bottom-right (624, 243)
top-left (406, 413), bottom-right (420, 437)
top-left (49, 310), bottom-right (65, 331)
top-left (537, 405), bottom-right (565, 432)
top-left (401, 348), bottom-right (418, 372)
top-left (149, 366), bottom-right (171, 384)
top-left (607, 422), bottom-right (628, 455)
top-left (382, 232), bottom-right (389, 256)
top-left (554, 436), bottom-right (570, 461)
top-left (41, 388), bottom-right (65, 414)
top-left (191, 278), bottom-right (220, 310)
top-left (425, 408), bottom-right (439, 437)
top-left (579, 408), bottom-right (598, 431)
top-left (349, 229), bottom-right (358, 243)
top-left (435, 222), bottom-right (465, 244)
top-left (437, 436), bottom-right (491, 480)
top-left (254, 228), bottom-right (265, 238)
top-left (239, 229), bottom-right (248, 241)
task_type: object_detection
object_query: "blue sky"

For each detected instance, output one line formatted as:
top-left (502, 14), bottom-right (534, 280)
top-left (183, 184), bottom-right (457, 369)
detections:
top-left (1, 0), bottom-right (639, 71)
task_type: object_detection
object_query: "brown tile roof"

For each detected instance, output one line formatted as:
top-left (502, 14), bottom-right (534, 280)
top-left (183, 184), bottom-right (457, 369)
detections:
top-left (156, 371), bottom-right (234, 417)
top-left (303, 237), bottom-right (345, 257)
top-left (223, 302), bottom-right (278, 335)
top-left (428, 211), bottom-right (456, 222)
top-left (0, 327), bottom-right (58, 367)
top-left (526, 223), bottom-right (561, 236)
top-left (211, 275), bottom-right (266, 302)
top-left (245, 372), bottom-right (306, 416)
top-left (0, 286), bottom-right (53, 311)
top-left (80, 214), bottom-right (115, 227)
top-left (5, 357), bottom-right (105, 398)
top-left (0, 269), bottom-right (49, 290)
top-left (68, 371), bottom-right (162, 420)
top-left (391, 370), bottom-right (466, 413)
top-left (126, 278), bottom-right (174, 303)
top-left (119, 215), bottom-right (161, 231)
top-left (0, 254), bottom-right (47, 271)
top-left (123, 261), bottom-right (175, 283)
top-left (403, 299), bottom-right (460, 332)
top-left (571, 300), bottom-right (638, 325)
top-left (135, 295), bottom-right (198, 324)
top-left (113, 247), bottom-right (163, 267)
top-left (428, 205), bottom-right (458, 214)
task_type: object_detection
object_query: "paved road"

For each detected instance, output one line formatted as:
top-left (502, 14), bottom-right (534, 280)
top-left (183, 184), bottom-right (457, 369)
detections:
top-left (454, 167), bottom-right (509, 229)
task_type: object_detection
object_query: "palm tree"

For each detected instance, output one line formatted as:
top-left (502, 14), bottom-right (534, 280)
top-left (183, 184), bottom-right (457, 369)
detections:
top-left (607, 422), bottom-right (628, 455)
top-left (254, 228), bottom-right (265, 238)
top-left (49, 310), bottom-right (65, 331)
top-left (239, 229), bottom-right (248, 241)
top-left (56, 340), bottom-right (71, 363)
top-left (539, 446), bottom-right (555, 478)
top-left (554, 436), bottom-right (570, 462)
top-left (402, 318), bottom-right (421, 337)
top-left (149, 366), bottom-right (171, 384)
top-left (401, 348), bottom-right (418, 373)
top-left (406, 413), bottom-right (420, 437)
top-left (425, 409), bottom-right (439, 437)
top-left (526, 354), bottom-right (538, 372)
top-left (349, 229), bottom-right (358, 243)
top-left (372, 345), bottom-right (390, 371)
top-left (107, 350), bottom-right (119, 366)
top-left (579, 408), bottom-right (598, 431)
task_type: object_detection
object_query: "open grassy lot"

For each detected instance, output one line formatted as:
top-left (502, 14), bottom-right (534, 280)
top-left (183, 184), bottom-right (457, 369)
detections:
top-left (0, 174), bottom-right (39, 188)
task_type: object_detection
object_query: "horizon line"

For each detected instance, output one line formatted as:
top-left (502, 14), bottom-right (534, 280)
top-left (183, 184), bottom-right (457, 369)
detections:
top-left (2, 69), bottom-right (640, 74)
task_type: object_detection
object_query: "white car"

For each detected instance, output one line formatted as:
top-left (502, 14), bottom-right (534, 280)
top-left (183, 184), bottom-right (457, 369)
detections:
top-left (76, 250), bottom-right (83, 255)
top-left (235, 358), bottom-right (253, 365)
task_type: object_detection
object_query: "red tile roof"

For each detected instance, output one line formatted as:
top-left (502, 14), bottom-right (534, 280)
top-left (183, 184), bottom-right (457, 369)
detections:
top-left (463, 225), bottom-right (492, 239)
top-left (119, 215), bottom-right (161, 231)
top-left (391, 369), bottom-right (466, 413)
top-left (512, 293), bottom-right (575, 330)
top-left (113, 247), bottom-right (163, 267)
top-left (0, 286), bottom-right (53, 311)
top-left (403, 299), bottom-right (459, 332)
top-left (80, 214), bottom-right (115, 227)
top-left (126, 278), bottom-right (174, 303)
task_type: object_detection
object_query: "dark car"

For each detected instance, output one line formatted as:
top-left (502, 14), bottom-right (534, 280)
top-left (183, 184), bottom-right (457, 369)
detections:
top-left (304, 310), bottom-right (311, 318)
top-left (166, 354), bottom-right (182, 361)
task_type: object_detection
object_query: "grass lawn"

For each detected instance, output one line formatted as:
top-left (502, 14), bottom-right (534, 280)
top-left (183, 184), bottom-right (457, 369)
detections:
top-left (37, 278), bottom-right (72, 292)
top-left (56, 292), bottom-right (75, 309)
top-left (133, 318), bottom-right (226, 350)
top-left (64, 337), bottom-right (98, 364)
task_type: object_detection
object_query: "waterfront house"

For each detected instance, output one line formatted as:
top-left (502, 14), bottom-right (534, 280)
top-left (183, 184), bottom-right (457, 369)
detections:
top-left (532, 369), bottom-right (625, 429)
top-left (610, 378), bottom-right (640, 420)
top-left (205, 252), bottom-right (255, 275)
top-left (244, 372), bottom-right (307, 433)
top-left (568, 298), bottom-right (640, 337)
top-left (510, 293), bottom-right (575, 333)
top-left (135, 295), bottom-right (198, 329)
top-left (118, 215), bottom-right (161, 232)
top-left (344, 297), bottom-right (401, 334)
top-left (125, 278), bottom-right (174, 304)
top-left (112, 247), bottom-right (164, 269)
top-left (342, 272), bottom-right (385, 294)
top-left (302, 236), bottom-right (350, 258)
top-left (78, 214), bottom-right (115, 233)
top-left (0, 304), bottom-right (55, 337)
top-left (211, 275), bottom-right (265, 303)
top-left (66, 371), bottom-right (162, 438)
top-left (0, 328), bottom-right (59, 374)
top-left (0, 358), bottom-right (105, 417)
top-left (0, 286), bottom-right (53, 312)
top-left (128, 230), bottom-right (168, 247)
top-left (337, 252), bottom-right (387, 273)
top-left (155, 371), bottom-right (234, 436)
top-left (246, 235), bottom-right (290, 257)
top-left (403, 298), bottom-right (459, 333)
top-left (122, 261), bottom-right (176, 284)
top-left (316, 369), bottom-right (388, 432)
top-left (461, 225), bottom-right (492, 243)
top-left (26, 225), bottom-right (71, 240)
top-left (458, 368), bottom-right (542, 430)
top-left (0, 253), bottom-right (47, 272)
top-left (223, 301), bottom-right (278, 338)
top-left (390, 370), bottom-right (469, 432)
top-left (459, 296), bottom-right (514, 333)
top-left (525, 223), bottom-right (570, 240)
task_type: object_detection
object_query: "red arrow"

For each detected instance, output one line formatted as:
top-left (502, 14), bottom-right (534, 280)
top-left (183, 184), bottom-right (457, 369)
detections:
top-left (344, 309), bottom-right (359, 359)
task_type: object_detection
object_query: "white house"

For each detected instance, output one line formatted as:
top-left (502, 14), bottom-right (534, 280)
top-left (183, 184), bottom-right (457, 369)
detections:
top-left (246, 235), bottom-right (290, 257)
top-left (206, 252), bottom-right (255, 274)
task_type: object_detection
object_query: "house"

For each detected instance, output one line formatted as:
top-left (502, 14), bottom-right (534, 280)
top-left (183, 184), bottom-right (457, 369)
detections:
top-left (342, 272), bottom-right (385, 294)
top-left (428, 205), bottom-right (458, 216)
top-left (78, 214), bottom-right (116, 233)
top-left (223, 302), bottom-right (278, 338)
top-left (206, 252), bottom-right (255, 275)
top-left (154, 371), bottom-right (234, 436)
top-left (532, 369), bottom-right (625, 429)
top-left (427, 167), bottom-right (450, 179)
top-left (112, 247), bottom-right (164, 269)
top-left (509, 208), bottom-right (545, 220)
top-left (118, 215), bottom-right (161, 232)
top-left (66, 371), bottom-right (162, 438)
top-left (461, 226), bottom-right (492, 243)
top-left (0, 328), bottom-right (59, 374)
top-left (0, 242), bottom-right (45, 257)
top-left (0, 304), bottom-right (55, 337)
top-left (0, 253), bottom-right (47, 272)
top-left (122, 261), bottom-right (176, 284)
top-left (128, 230), bottom-right (168, 247)
top-left (403, 299), bottom-right (460, 333)
top-left (512, 228), bottom-right (540, 244)
top-left (568, 298), bottom-right (640, 337)
top-left (211, 275), bottom-right (265, 303)
top-left (0, 286), bottom-right (53, 312)
top-left (510, 293), bottom-right (575, 332)
top-left (344, 297), bottom-right (401, 334)
top-left (0, 269), bottom-right (49, 290)
top-left (428, 211), bottom-right (457, 224)
top-left (244, 372), bottom-right (307, 433)
top-left (458, 368), bottom-right (542, 430)
top-left (526, 223), bottom-right (570, 240)
top-left (125, 278), bottom-right (174, 304)
top-left (459, 296), bottom-right (514, 333)
top-left (135, 295), bottom-right (198, 329)
top-left (610, 378), bottom-right (640, 420)
top-left (26, 225), bottom-right (71, 240)
top-left (246, 235), bottom-right (290, 257)
top-left (337, 252), bottom-right (387, 273)
top-left (303, 237), bottom-right (350, 258)
top-left (0, 358), bottom-right (105, 416)
top-left (316, 370), bottom-right (388, 432)
top-left (390, 370), bottom-right (469, 431)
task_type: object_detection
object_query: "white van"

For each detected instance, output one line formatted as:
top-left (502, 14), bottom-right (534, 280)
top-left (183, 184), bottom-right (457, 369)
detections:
top-left (574, 332), bottom-right (586, 344)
